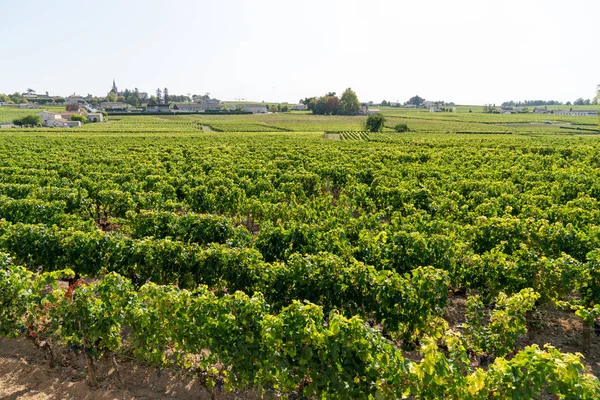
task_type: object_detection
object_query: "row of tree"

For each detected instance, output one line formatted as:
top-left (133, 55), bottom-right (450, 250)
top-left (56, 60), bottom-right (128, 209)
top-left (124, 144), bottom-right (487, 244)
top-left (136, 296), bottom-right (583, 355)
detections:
top-left (503, 87), bottom-right (600, 107)
top-left (301, 88), bottom-right (361, 115)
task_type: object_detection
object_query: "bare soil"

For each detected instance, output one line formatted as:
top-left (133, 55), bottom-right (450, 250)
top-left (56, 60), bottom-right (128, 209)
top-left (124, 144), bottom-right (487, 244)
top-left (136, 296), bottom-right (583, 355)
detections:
top-left (0, 339), bottom-right (258, 400)
top-left (443, 295), bottom-right (600, 376)
top-left (1, 298), bottom-right (597, 399)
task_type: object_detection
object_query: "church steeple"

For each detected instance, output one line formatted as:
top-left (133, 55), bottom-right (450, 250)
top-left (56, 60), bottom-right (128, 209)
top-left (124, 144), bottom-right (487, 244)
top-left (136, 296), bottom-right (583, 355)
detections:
top-left (111, 79), bottom-right (118, 94)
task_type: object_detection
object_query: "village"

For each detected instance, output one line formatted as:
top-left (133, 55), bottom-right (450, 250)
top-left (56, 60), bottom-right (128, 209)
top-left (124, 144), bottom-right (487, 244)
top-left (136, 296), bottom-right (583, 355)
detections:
top-left (0, 80), bottom-right (597, 129)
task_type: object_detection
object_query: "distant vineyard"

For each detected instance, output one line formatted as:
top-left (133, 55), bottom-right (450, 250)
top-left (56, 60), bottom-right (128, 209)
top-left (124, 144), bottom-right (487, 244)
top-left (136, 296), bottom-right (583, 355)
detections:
top-left (1, 111), bottom-right (600, 397)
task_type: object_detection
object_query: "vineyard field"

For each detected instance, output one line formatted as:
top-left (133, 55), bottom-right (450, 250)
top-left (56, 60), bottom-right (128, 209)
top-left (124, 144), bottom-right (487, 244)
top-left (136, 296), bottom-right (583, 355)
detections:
top-left (1, 110), bottom-right (600, 398)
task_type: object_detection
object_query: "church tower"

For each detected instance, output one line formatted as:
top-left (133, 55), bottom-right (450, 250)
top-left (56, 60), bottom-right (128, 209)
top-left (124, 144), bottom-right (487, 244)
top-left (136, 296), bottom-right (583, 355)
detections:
top-left (111, 79), bottom-right (118, 94)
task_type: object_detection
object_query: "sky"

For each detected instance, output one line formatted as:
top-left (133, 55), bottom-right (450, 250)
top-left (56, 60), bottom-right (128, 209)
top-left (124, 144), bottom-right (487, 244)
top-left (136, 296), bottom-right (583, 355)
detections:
top-left (0, 0), bottom-right (598, 105)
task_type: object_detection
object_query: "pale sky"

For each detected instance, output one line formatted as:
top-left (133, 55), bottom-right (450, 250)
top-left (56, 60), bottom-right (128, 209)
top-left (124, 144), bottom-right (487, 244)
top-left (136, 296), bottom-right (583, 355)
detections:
top-left (1, 0), bottom-right (598, 105)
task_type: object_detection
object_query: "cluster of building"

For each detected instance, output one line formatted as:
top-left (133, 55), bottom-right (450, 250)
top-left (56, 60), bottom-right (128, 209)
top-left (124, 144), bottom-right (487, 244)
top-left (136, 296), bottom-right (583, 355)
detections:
top-left (533, 106), bottom-right (598, 117)
top-left (37, 103), bottom-right (103, 128)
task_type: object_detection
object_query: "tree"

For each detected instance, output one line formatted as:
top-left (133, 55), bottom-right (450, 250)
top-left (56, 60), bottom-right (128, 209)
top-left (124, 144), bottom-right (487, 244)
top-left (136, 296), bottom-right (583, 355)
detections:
top-left (324, 96), bottom-right (340, 115)
top-left (22, 115), bottom-right (41, 126)
top-left (14, 115), bottom-right (41, 127)
top-left (301, 97), bottom-right (317, 112)
top-left (0, 94), bottom-right (9, 103)
top-left (593, 85), bottom-right (600, 105)
top-left (126, 96), bottom-right (140, 107)
top-left (381, 100), bottom-right (388, 106)
top-left (164, 87), bottom-right (169, 104)
top-left (407, 95), bottom-right (425, 107)
top-left (106, 92), bottom-right (117, 102)
top-left (71, 114), bottom-right (88, 124)
top-left (156, 88), bottom-right (162, 104)
top-left (366, 114), bottom-right (386, 132)
top-left (574, 97), bottom-right (585, 106)
top-left (339, 88), bottom-right (361, 115)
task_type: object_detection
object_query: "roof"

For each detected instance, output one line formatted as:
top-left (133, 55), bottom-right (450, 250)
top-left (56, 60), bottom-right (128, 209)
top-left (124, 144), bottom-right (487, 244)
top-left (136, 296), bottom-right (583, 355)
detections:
top-left (101, 102), bottom-right (129, 108)
top-left (174, 103), bottom-right (208, 109)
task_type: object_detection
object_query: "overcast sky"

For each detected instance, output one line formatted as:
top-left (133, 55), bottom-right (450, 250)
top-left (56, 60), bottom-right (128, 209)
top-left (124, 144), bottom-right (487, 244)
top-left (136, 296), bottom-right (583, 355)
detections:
top-left (1, 0), bottom-right (598, 105)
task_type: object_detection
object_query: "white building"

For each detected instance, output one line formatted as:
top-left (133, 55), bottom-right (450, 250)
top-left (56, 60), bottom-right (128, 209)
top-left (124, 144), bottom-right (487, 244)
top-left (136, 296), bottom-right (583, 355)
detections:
top-left (553, 109), bottom-right (598, 116)
top-left (37, 111), bottom-right (81, 128)
top-left (101, 102), bottom-right (129, 110)
top-left (87, 113), bottom-right (104, 122)
top-left (360, 106), bottom-right (381, 115)
top-left (430, 107), bottom-right (442, 113)
top-left (173, 100), bottom-right (221, 112)
top-left (147, 104), bottom-right (171, 112)
top-left (293, 103), bottom-right (307, 111)
top-left (244, 104), bottom-right (268, 114)
top-left (173, 103), bottom-right (208, 112)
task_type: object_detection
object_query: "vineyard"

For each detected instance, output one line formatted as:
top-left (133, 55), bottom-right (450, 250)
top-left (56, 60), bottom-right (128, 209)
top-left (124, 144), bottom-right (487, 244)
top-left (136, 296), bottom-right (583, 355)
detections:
top-left (1, 110), bottom-right (600, 398)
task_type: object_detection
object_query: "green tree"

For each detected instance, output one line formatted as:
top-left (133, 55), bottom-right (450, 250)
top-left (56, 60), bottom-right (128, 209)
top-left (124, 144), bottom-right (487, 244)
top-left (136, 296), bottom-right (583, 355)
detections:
top-left (13, 115), bottom-right (41, 127)
top-left (22, 115), bottom-right (41, 126)
top-left (0, 94), bottom-right (9, 103)
top-left (366, 114), bottom-right (386, 132)
top-left (339, 88), bottom-right (361, 115)
top-left (71, 114), bottom-right (88, 124)
top-left (9, 92), bottom-right (21, 103)
top-left (163, 87), bottom-right (169, 104)
top-left (106, 92), bottom-right (117, 102)
top-left (407, 95), bottom-right (425, 106)
top-left (126, 96), bottom-right (139, 107)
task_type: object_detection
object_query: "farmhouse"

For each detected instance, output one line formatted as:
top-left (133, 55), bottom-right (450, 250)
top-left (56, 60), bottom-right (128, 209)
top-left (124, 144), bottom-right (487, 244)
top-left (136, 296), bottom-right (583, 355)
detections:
top-left (173, 103), bottom-right (208, 112)
top-left (101, 102), bottom-right (129, 111)
top-left (553, 109), bottom-right (598, 117)
top-left (147, 104), bottom-right (171, 113)
top-left (244, 104), bottom-right (268, 114)
top-left (293, 104), bottom-right (307, 111)
top-left (66, 103), bottom-right (82, 112)
top-left (360, 106), bottom-right (381, 115)
top-left (404, 104), bottom-right (417, 108)
top-left (173, 100), bottom-right (221, 112)
top-left (430, 107), bottom-right (443, 113)
top-left (37, 111), bottom-right (82, 128)
top-left (533, 107), bottom-right (550, 114)
top-left (87, 113), bottom-right (104, 122)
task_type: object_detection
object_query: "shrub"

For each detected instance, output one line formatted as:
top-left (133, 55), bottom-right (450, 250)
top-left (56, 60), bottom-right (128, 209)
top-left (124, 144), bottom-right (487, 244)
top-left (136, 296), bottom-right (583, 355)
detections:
top-left (71, 114), bottom-right (88, 124)
top-left (394, 123), bottom-right (409, 133)
top-left (366, 114), bottom-right (386, 132)
top-left (13, 115), bottom-right (41, 127)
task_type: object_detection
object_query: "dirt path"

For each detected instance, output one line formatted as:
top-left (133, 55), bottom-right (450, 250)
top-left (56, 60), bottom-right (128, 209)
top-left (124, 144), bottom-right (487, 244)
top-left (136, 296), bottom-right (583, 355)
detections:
top-left (0, 339), bottom-right (254, 400)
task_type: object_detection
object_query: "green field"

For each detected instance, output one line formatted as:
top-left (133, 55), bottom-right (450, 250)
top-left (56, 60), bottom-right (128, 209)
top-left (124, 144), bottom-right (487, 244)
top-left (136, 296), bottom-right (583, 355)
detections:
top-left (1, 107), bottom-right (600, 398)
